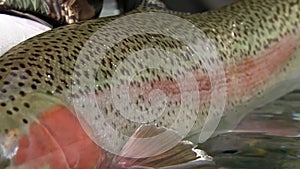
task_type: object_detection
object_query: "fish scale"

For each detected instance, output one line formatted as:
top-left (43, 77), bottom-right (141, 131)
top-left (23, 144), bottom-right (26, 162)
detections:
top-left (0, 0), bottom-right (299, 164)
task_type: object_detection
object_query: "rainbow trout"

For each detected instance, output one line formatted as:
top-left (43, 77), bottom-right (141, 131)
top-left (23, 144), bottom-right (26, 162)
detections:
top-left (0, 0), bottom-right (299, 168)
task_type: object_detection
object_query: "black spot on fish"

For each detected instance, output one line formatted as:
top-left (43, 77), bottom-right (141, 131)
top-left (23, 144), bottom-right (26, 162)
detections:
top-left (9, 95), bottom-right (15, 101)
top-left (6, 110), bottom-right (13, 115)
top-left (18, 82), bottom-right (25, 87)
top-left (0, 68), bottom-right (7, 72)
top-left (23, 102), bottom-right (30, 108)
top-left (22, 119), bottom-right (28, 124)
top-left (32, 79), bottom-right (41, 84)
top-left (25, 70), bottom-right (32, 76)
top-left (19, 91), bottom-right (26, 96)
top-left (222, 149), bottom-right (239, 154)
top-left (1, 88), bottom-right (7, 93)
top-left (13, 107), bottom-right (19, 112)
top-left (10, 72), bottom-right (17, 77)
top-left (31, 84), bottom-right (37, 90)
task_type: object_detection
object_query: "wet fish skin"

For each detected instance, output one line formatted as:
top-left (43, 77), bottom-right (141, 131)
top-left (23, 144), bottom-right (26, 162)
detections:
top-left (0, 0), bottom-right (299, 167)
top-left (0, 0), bottom-right (299, 140)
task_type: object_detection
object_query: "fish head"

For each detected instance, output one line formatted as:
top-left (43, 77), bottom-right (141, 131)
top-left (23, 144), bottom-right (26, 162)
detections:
top-left (0, 63), bottom-right (107, 168)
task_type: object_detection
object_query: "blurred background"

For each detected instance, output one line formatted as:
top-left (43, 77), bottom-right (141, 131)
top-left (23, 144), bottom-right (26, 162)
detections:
top-left (102, 0), bottom-right (239, 17)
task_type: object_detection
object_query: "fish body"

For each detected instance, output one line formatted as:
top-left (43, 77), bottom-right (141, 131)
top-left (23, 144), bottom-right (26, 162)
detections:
top-left (0, 0), bottom-right (299, 168)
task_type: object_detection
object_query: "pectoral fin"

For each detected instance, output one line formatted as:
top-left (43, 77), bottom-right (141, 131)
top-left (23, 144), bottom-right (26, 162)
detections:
top-left (110, 125), bottom-right (214, 169)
